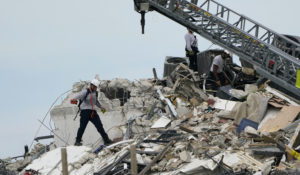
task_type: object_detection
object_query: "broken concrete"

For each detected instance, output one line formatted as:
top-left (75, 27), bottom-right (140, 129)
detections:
top-left (5, 63), bottom-right (300, 175)
top-left (231, 93), bottom-right (270, 124)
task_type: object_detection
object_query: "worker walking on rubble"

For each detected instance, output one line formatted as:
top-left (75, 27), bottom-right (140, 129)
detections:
top-left (185, 28), bottom-right (199, 71)
top-left (208, 52), bottom-right (230, 89)
top-left (70, 79), bottom-right (113, 146)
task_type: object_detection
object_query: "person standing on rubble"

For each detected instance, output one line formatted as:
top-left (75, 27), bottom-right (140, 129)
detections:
top-left (208, 52), bottom-right (230, 89)
top-left (185, 28), bottom-right (199, 71)
top-left (70, 79), bottom-right (113, 146)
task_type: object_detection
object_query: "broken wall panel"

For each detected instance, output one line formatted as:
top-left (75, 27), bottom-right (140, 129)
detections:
top-left (258, 106), bottom-right (300, 132)
top-left (231, 93), bottom-right (269, 124)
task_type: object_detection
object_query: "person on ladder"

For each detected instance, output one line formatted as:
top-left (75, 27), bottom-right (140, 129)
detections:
top-left (185, 28), bottom-right (199, 71)
top-left (70, 79), bottom-right (113, 146)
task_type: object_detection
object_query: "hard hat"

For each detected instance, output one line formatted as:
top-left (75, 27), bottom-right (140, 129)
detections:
top-left (225, 50), bottom-right (233, 57)
top-left (91, 79), bottom-right (100, 87)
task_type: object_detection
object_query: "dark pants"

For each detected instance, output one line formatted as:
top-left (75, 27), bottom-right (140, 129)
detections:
top-left (76, 109), bottom-right (109, 143)
top-left (208, 72), bottom-right (226, 90)
top-left (186, 50), bottom-right (198, 71)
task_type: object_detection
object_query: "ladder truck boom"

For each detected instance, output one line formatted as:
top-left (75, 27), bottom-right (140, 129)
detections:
top-left (134, 0), bottom-right (300, 97)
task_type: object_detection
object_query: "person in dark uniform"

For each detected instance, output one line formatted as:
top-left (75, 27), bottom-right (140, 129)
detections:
top-left (185, 28), bottom-right (199, 71)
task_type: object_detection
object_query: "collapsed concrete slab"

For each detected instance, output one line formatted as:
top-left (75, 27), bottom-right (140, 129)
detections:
top-left (22, 146), bottom-right (93, 175)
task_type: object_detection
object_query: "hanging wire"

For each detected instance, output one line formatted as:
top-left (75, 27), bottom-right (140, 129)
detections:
top-left (29, 89), bottom-right (73, 150)
top-left (49, 94), bottom-right (68, 132)
top-left (206, 42), bottom-right (215, 50)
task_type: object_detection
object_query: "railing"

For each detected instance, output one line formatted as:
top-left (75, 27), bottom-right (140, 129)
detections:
top-left (135, 0), bottom-right (300, 96)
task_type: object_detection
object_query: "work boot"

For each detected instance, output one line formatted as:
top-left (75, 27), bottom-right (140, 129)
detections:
top-left (74, 141), bottom-right (82, 146)
top-left (104, 139), bottom-right (113, 145)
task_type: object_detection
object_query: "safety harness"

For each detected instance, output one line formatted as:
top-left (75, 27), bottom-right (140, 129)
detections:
top-left (90, 91), bottom-right (94, 118)
top-left (74, 88), bottom-right (99, 120)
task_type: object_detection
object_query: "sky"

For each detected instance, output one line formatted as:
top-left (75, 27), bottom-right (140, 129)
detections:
top-left (0, 0), bottom-right (299, 159)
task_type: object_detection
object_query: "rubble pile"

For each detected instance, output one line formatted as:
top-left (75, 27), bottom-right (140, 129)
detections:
top-left (3, 64), bottom-right (300, 175)
top-left (0, 159), bottom-right (15, 175)
top-left (1, 143), bottom-right (52, 175)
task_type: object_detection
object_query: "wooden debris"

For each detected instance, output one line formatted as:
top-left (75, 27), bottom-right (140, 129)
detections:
top-left (179, 126), bottom-right (196, 134)
top-left (258, 106), bottom-right (300, 132)
top-left (130, 145), bottom-right (138, 175)
top-left (138, 140), bottom-right (175, 175)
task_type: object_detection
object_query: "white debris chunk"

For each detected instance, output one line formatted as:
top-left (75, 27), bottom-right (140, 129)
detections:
top-left (24, 146), bottom-right (92, 175)
top-left (151, 116), bottom-right (171, 129)
top-left (213, 98), bottom-right (237, 111)
top-left (179, 151), bottom-right (191, 162)
top-left (180, 158), bottom-right (218, 173)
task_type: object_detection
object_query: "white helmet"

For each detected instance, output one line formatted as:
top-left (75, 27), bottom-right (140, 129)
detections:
top-left (225, 50), bottom-right (233, 57)
top-left (91, 79), bottom-right (100, 87)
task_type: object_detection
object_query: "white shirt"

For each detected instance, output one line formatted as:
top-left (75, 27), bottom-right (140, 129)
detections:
top-left (185, 32), bottom-right (198, 51)
top-left (210, 55), bottom-right (225, 73)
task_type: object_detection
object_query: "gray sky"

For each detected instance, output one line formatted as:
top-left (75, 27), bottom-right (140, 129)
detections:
top-left (0, 0), bottom-right (299, 159)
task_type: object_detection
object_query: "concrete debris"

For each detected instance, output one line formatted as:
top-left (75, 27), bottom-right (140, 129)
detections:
top-left (229, 88), bottom-right (248, 99)
top-left (212, 98), bottom-right (237, 111)
top-left (174, 79), bottom-right (208, 103)
top-left (151, 116), bottom-right (171, 129)
top-left (244, 126), bottom-right (259, 136)
top-left (157, 89), bottom-right (178, 118)
top-left (180, 158), bottom-right (219, 173)
top-left (231, 93), bottom-right (270, 124)
top-left (175, 98), bottom-right (190, 116)
top-left (5, 64), bottom-right (300, 175)
top-left (245, 84), bottom-right (258, 94)
top-left (179, 151), bottom-right (191, 162)
top-left (265, 86), bottom-right (300, 106)
top-left (229, 84), bottom-right (258, 100)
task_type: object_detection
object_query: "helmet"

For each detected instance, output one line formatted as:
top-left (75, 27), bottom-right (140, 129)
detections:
top-left (91, 79), bottom-right (100, 87)
top-left (225, 50), bottom-right (233, 57)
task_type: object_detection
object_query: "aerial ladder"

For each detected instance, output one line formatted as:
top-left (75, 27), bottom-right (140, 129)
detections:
top-left (134, 0), bottom-right (300, 97)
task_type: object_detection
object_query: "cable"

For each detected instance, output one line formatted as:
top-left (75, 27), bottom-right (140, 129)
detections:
top-left (29, 89), bottom-right (73, 150)
top-left (49, 95), bottom-right (67, 132)
top-left (206, 42), bottom-right (215, 50)
top-left (37, 120), bottom-right (69, 146)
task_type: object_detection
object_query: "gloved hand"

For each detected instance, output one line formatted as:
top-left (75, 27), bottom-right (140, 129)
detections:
top-left (189, 50), bottom-right (194, 55)
top-left (225, 79), bottom-right (229, 85)
top-left (216, 80), bottom-right (221, 87)
top-left (101, 107), bottom-right (106, 114)
top-left (70, 99), bottom-right (78, 104)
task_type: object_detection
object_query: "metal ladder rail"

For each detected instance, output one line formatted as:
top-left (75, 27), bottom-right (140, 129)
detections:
top-left (178, 0), bottom-right (299, 83)
top-left (156, 0), bottom-right (299, 72)
top-left (144, 0), bottom-right (300, 95)
top-left (182, 0), bottom-right (299, 84)
top-left (196, 0), bottom-right (300, 59)
top-left (161, 0), bottom-right (300, 59)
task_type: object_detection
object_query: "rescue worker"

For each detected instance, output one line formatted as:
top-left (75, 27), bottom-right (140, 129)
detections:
top-left (70, 79), bottom-right (113, 146)
top-left (185, 28), bottom-right (199, 71)
top-left (208, 52), bottom-right (230, 89)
